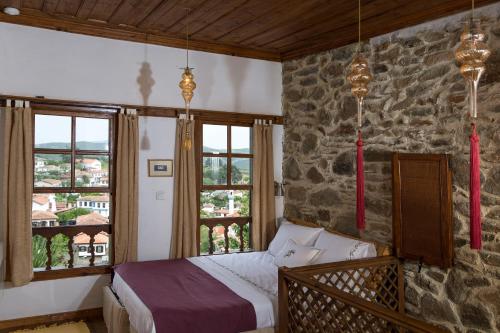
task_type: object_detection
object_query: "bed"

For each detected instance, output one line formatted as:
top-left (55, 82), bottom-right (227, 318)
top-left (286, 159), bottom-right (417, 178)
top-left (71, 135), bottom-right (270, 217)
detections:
top-left (103, 220), bottom-right (390, 333)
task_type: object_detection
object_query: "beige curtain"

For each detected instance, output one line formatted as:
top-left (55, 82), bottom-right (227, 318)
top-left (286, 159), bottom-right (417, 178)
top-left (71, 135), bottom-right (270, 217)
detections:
top-left (252, 122), bottom-right (276, 251)
top-left (1, 101), bottom-right (33, 286)
top-left (170, 118), bottom-right (197, 258)
top-left (114, 110), bottom-right (139, 265)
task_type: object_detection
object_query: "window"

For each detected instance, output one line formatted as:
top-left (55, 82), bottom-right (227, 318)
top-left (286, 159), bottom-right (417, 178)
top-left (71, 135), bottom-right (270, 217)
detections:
top-left (32, 110), bottom-right (114, 277)
top-left (198, 123), bottom-right (252, 254)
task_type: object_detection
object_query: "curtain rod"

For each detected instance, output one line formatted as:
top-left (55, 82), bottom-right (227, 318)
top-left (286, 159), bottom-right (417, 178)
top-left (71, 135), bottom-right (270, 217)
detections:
top-left (0, 94), bottom-right (284, 124)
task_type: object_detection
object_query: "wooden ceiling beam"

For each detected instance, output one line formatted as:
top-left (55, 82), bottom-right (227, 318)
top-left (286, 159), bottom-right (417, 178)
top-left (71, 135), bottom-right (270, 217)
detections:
top-left (0, 8), bottom-right (282, 61)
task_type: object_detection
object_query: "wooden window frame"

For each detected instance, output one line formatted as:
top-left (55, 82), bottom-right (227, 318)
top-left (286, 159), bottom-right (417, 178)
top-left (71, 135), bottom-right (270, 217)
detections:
top-left (31, 104), bottom-right (117, 281)
top-left (196, 120), bottom-right (254, 255)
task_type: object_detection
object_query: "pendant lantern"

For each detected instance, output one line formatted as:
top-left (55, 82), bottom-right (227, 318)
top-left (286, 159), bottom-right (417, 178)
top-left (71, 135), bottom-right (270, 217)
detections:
top-left (347, 0), bottom-right (372, 233)
top-left (454, 0), bottom-right (490, 250)
top-left (179, 8), bottom-right (196, 150)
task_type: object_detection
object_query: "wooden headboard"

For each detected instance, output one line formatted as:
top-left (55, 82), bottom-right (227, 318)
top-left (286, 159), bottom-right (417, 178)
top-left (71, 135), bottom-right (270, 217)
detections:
top-left (287, 218), bottom-right (391, 257)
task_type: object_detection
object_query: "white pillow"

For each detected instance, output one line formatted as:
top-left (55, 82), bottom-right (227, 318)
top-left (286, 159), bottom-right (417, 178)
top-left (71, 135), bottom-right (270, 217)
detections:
top-left (267, 221), bottom-right (323, 256)
top-left (313, 230), bottom-right (377, 264)
top-left (274, 239), bottom-right (321, 268)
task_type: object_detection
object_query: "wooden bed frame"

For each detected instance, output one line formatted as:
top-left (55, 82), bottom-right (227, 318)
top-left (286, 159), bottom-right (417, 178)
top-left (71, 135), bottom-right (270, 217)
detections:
top-left (102, 219), bottom-right (391, 333)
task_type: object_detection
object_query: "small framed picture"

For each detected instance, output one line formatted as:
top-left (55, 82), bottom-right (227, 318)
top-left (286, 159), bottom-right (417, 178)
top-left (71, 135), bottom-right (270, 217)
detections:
top-left (148, 159), bottom-right (173, 177)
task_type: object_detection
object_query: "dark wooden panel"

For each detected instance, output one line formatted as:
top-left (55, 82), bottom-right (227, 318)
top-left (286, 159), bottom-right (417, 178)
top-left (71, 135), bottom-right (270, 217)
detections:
top-left (392, 153), bottom-right (453, 269)
top-left (87, 0), bottom-right (123, 22)
top-left (266, 0), bottom-right (401, 50)
top-left (20, 0), bottom-right (44, 9)
top-left (41, 0), bottom-right (60, 14)
top-left (242, 0), bottom-right (360, 48)
top-left (137, 0), bottom-right (204, 31)
top-left (192, 0), bottom-right (286, 41)
top-left (107, 0), bottom-right (163, 26)
top-left (55, 0), bottom-right (82, 16)
top-left (164, 0), bottom-right (243, 35)
top-left (75, 0), bottom-right (98, 19)
top-left (216, 0), bottom-right (323, 45)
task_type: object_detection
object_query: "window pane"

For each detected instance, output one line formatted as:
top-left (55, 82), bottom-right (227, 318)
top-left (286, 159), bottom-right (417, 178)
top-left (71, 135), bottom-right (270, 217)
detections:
top-left (231, 126), bottom-right (251, 154)
top-left (203, 157), bottom-right (227, 185)
top-left (76, 117), bottom-right (109, 151)
top-left (34, 154), bottom-right (71, 187)
top-left (200, 190), bottom-right (250, 218)
top-left (76, 155), bottom-right (109, 187)
top-left (34, 115), bottom-right (71, 149)
top-left (231, 158), bottom-right (252, 185)
top-left (203, 124), bottom-right (227, 153)
top-left (32, 193), bottom-right (111, 225)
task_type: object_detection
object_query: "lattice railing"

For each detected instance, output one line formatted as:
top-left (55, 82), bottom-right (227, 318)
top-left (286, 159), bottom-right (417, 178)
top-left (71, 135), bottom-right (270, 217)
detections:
top-left (278, 256), bottom-right (447, 333)
top-left (200, 217), bottom-right (251, 254)
top-left (32, 224), bottom-right (111, 270)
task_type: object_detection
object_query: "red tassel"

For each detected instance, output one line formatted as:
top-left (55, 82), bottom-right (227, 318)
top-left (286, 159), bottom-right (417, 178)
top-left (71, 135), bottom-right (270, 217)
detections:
top-left (356, 130), bottom-right (365, 231)
top-left (470, 123), bottom-right (481, 250)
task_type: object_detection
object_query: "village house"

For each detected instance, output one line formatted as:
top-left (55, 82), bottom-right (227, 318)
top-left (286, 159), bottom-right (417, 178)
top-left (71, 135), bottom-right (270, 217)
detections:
top-left (31, 211), bottom-right (59, 228)
top-left (76, 196), bottom-right (110, 217)
top-left (32, 194), bottom-right (56, 212)
top-left (74, 212), bottom-right (109, 264)
top-left (77, 158), bottom-right (102, 171)
top-left (34, 178), bottom-right (63, 187)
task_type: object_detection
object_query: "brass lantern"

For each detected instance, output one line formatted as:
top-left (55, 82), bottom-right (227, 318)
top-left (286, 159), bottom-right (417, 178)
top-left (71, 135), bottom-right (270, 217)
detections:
top-left (179, 67), bottom-right (196, 150)
top-left (347, 54), bottom-right (372, 127)
top-left (455, 18), bottom-right (490, 118)
top-left (179, 8), bottom-right (196, 151)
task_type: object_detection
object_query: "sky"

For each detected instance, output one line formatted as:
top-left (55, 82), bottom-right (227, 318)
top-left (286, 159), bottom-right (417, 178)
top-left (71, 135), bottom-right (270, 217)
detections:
top-left (35, 115), bottom-right (109, 144)
top-left (203, 124), bottom-right (250, 152)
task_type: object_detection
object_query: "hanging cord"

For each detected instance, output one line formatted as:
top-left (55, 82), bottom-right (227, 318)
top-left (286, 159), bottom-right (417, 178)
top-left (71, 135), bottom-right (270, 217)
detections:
top-left (358, 0), bottom-right (361, 52)
top-left (185, 8), bottom-right (190, 68)
top-left (472, 0), bottom-right (475, 20)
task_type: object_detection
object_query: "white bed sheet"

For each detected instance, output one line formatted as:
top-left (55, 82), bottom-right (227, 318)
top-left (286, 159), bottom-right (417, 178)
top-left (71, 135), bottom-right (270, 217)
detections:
top-left (112, 252), bottom-right (278, 333)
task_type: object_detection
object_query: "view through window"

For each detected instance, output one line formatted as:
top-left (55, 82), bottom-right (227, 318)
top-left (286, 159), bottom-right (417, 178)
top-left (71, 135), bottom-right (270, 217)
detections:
top-left (199, 123), bottom-right (252, 254)
top-left (32, 112), bottom-right (113, 271)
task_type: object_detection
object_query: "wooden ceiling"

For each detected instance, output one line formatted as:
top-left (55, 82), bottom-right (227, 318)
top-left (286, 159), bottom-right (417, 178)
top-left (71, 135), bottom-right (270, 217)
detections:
top-left (0, 0), bottom-right (497, 61)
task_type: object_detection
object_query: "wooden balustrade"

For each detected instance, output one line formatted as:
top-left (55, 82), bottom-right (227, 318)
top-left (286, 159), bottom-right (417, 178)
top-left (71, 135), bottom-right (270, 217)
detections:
top-left (200, 217), bottom-right (251, 255)
top-left (278, 256), bottom-right (448, 333)
top-left (32, 224), bottom-right (112, 270)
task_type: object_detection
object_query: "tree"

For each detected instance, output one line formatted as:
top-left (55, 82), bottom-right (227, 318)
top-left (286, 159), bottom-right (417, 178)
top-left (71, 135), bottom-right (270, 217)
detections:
top-left (32, 234), bottom-right (69, 268)
top-left (57, 208), bottom-right (92, 224)
top-left (231, 165), bottom-right (243, 184)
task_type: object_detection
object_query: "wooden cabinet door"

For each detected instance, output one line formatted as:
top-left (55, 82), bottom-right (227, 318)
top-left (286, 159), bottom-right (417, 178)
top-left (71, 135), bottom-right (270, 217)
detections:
top-left (392, 153), bottom-right (453, 268)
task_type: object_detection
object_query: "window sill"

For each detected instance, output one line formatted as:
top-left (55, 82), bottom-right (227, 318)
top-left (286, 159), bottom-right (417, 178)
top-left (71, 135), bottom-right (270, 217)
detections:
top-left (33, 266), bottom-right (111, 281)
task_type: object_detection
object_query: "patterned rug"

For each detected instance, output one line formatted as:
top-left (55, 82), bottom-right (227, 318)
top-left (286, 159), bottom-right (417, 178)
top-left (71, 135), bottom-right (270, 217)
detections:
top-left (12, 322), bottom-right (90, 333)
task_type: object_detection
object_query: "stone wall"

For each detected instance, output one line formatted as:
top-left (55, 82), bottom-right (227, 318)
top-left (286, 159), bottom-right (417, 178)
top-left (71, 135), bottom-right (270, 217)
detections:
top-left (281, 5), bottom-right (500, 333)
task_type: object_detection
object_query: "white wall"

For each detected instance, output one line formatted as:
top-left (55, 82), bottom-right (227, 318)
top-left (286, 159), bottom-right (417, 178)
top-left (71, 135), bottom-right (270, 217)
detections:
top-left (0, 22), bottom-right (283, 320)
top-left (0, 23), bottom-right (281, 115)
top-left (137, 117), bottom-right (176, 261)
